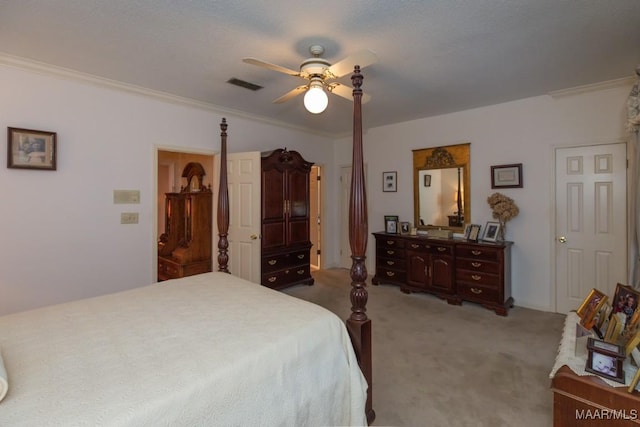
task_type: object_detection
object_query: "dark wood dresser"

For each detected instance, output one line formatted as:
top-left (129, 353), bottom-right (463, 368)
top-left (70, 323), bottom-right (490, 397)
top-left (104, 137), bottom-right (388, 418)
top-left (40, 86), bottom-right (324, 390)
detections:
top-left (261, 149), bottom-right (314, 290)
top-left (372, 232), bottom-right (513, 315)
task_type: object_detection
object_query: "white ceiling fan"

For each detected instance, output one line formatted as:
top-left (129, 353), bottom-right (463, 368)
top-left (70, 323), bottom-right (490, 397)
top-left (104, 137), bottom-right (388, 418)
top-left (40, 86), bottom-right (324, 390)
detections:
top-left (242, 45), bottom-right (377, 114)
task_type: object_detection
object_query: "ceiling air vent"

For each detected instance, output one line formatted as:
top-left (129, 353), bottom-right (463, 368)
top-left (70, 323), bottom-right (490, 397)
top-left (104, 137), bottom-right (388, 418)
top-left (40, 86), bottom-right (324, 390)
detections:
top-left (227, 78), bottom-right (263, 91)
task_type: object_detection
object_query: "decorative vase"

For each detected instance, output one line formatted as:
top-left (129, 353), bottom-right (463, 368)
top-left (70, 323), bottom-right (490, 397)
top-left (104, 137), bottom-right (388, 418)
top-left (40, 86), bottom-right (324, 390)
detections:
top-left (498, 221), bottom-right (506, 241)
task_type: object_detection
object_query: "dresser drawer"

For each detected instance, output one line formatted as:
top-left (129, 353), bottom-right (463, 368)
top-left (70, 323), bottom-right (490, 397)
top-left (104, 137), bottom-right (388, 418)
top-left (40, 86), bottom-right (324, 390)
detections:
top-left (379, 237), bottom-right (406, 249)
top-left (379, 257), bottom-right (406, 270)
top-left (262, 265), bottom-right (311, 289)
top-left (262, 250), bottom-right (308, 273)
top-left (456, 269), bottom-right (500, 287)
top-left (456, 259), bottom-right (500, 275)
top-left (375, 267), bottom-right (406, 283)
top-left (377, 247), bottom-right (406, 259)
top-left (458, 282), bottom-right (499, 304)
top-left (406, 241), bottom-right (454, 255)
top-left (456, 245), bottom-right (502, 261)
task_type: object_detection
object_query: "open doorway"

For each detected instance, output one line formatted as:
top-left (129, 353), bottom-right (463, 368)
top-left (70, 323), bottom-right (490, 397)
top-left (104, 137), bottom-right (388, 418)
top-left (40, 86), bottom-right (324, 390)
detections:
top-left (155, 148), bottom-right (214, 282)
top-left (310, 165), bottom-right (323, 270)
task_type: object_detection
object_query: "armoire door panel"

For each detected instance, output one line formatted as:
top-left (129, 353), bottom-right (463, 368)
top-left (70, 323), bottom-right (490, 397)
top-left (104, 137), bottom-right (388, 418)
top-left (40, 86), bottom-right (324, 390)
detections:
top-left (288, 219), bottom-right (310, 245)
top-left (262, 169), bottom-right (285, 220)
top-left (262, 222), bottom-right (286, 249)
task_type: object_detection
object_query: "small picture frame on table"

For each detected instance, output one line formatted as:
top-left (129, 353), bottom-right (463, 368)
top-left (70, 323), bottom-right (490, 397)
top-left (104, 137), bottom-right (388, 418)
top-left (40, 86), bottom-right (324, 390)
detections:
top-left (585, 337), bottom-right (625, 383)
top-left (400, 221), bottom-right (410, 234)
top-left (382, 171), bottom-right (397, 192)
top-left (609, 283), bottom-right (640, 331)
top-left (577, 288), bottom-right (608, 330)
top-left (482, 221), bottom-right (501, 242)
top-left (466, 224), bottom-right (481, 242)
top-left (7, 127), bottom-right (57, 170)
top-left (384, 215), bottom-right (399, 234)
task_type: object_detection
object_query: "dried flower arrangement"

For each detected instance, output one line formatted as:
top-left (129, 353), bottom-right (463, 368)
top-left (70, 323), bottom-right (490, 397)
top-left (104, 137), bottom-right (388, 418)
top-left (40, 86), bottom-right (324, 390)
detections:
top-left (487, 192), bottom-right (519, 240)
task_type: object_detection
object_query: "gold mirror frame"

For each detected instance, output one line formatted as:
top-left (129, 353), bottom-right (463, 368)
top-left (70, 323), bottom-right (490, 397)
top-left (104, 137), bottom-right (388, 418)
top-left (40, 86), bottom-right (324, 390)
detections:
top-left (413, 143), bottom-right (470, 232)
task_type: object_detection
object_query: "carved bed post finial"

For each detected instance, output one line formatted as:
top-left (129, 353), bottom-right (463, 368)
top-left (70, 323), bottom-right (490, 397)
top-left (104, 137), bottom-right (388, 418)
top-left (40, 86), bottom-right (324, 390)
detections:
top-left (347, 65), bottom-right (375, 424)
top-left (217, 118), bottom-right (230, 273)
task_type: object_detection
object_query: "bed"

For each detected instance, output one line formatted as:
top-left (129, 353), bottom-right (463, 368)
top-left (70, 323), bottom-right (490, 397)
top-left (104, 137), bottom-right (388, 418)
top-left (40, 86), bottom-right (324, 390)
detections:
top-left (0, 66), bottom-right (374, 426)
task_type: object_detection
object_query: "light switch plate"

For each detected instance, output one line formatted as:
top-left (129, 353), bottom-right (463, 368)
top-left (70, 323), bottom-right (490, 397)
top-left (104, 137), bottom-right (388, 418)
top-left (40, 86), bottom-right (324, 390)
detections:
top-left (120, 212), bottom-right (139, 224)
top-left (113, 190), bottom-right (140, 204)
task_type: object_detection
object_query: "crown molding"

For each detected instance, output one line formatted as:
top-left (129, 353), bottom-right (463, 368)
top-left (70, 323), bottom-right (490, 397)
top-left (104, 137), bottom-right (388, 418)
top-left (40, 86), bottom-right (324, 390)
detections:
top-left (0, 52), bottom-right (336, 139)
top-left (549, 76), bottom-right (635, 98)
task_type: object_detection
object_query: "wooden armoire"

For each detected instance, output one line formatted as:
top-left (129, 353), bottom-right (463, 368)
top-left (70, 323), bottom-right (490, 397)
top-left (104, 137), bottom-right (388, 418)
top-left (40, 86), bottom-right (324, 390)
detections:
top-left (158, 162), bottom-right (212, 281)
top-left (261, 149), bottom-right (314, 290)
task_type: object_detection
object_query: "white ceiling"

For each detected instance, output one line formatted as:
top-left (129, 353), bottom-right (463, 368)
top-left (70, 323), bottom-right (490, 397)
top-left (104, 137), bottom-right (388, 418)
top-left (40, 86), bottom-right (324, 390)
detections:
top-left (1, 0), bottom-right (639, 137)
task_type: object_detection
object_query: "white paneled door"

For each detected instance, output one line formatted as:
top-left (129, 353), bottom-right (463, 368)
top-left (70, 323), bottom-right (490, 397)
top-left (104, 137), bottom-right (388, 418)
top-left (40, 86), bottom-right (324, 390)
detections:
top-left (215, 151), bottom-right (261, 283)
top-left (555, 142), bottom-right (627, 313)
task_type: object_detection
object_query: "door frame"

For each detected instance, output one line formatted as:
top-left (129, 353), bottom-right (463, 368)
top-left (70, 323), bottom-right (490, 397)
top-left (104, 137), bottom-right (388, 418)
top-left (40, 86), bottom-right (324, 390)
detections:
top-left (550, 139), bottom-right (629, 313)
top-left (153, 145), bottom-right (216, 282)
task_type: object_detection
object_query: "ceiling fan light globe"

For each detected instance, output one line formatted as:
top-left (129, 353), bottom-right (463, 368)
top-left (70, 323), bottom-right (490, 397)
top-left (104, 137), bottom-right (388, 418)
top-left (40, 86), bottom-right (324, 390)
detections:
top-left (304, 86), bottom-right (328, 114)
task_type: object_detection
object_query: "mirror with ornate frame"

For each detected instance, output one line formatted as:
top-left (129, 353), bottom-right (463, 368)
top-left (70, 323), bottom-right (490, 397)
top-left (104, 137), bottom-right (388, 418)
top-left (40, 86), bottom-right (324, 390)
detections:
top-left (413, 143), bottom-right (470, 232)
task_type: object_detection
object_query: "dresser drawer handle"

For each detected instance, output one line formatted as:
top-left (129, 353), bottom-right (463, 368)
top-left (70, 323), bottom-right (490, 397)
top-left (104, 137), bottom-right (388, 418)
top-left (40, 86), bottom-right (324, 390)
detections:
top-left (386, 240), bottom-right (395, 245)
top-left (297, 254), bottom-right (305, 259)
top-left (437, 247), bottom-right (446, 252)
top-left (471, 262), bottom-right (482, 267)
top-left (386, 260), bottom-right (395, 266)
top-left (297, 269), bottom-right (305, 275)
top-left (268, 259), bottom-right (277, 265)
top-left (470, 287), bottom-right (483, 294)
top-left (387, 250), bottom-right (395, 255)
top-left (471, 274), bottom-right (482, 281)
top-left (411, 244), bottom-right (419, 248)
top-left (471, 250), bottom-right (482, 255)
top-left (386, 271), bottom-right (395, 277)
top-left (268, 276), bottom-right (277, 283)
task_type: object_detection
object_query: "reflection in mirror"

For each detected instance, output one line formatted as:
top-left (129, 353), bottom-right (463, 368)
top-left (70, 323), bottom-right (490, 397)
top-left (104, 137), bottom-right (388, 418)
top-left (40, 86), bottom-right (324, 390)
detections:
top-left (413, 143), bottom-right (470, 232)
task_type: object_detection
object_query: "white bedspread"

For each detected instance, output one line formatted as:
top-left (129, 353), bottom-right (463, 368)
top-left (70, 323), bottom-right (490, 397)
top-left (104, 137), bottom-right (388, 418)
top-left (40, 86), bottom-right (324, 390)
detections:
top-left (0, 272), bottom-right (367, 426)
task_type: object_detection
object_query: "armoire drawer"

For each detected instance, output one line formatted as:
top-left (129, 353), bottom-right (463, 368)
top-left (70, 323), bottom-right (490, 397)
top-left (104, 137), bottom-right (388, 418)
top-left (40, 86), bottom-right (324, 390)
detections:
top-left (262, 265), bottom-right (311, 289)
top-left (262, 250), bottom-right (308, 273)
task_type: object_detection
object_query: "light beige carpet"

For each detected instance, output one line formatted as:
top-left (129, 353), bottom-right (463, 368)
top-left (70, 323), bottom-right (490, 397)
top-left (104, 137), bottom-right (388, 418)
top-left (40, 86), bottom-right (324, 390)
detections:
top-left (284, 268), bottom-right (566, 427)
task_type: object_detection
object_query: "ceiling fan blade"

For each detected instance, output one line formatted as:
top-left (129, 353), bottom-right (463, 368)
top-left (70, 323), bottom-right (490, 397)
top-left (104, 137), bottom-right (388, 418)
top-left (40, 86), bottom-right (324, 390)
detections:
top-left (326, 49), bottom-right (378, 79)
top-left (242, 58), bottom-right (301, 77)
top-left (273, 85), bottom-right (307, 104)
top-left (328, 83), bottom-right (372, 104)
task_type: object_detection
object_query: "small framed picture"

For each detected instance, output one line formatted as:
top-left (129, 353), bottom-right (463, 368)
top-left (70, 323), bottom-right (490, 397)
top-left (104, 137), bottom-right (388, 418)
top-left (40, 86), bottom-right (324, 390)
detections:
top-left (482, 221), bottom-right (501, 242)
top-left (577, 288), bottom-right (608, 330)
top-left (7, 127), bottom-right (57, 170)
top-left (384, 215), bottom-right (399, 234)
top-left (400, 221), bottom-right (410, 234)
top-left (491, 163), bottom-right (522, 188)
top-left (382, 171), bottom-right (397, 192)
top-left (609, 283), bottom-right (640, 330)
top-left (466, 224), bottom-right (481, 242)
top-left (423, 174), bottom-right (431, 187)
top-left (585, 337), bottom-right (625, 383)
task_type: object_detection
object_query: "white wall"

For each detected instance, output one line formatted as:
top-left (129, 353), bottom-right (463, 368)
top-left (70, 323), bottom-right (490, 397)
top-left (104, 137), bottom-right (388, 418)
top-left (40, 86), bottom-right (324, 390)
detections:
top-left (0, 64), bottom-right (336, 315)
top-left (334, 80), bottom-right (632, 312)
top-left (1, 61), bottom-right (633, 315)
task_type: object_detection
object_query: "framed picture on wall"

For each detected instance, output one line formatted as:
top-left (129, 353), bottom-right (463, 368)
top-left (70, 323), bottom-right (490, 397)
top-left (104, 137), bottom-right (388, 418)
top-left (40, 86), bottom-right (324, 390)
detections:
top-left (7, 127), bottom-right (57, 170)
top-left (382, 171), bottom-right (397, 192)
top-left (491, 163), bottom-right (522, 188)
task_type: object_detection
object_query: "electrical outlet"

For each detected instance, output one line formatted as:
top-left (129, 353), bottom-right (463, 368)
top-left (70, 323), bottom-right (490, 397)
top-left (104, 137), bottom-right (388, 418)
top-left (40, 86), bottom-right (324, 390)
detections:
top-left (120, 212), bottom-right (139, 224)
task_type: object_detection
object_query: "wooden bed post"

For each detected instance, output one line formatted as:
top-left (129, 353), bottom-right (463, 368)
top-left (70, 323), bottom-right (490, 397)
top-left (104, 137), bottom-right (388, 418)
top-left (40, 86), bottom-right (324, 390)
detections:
top-left (346, 66), bottom-right (375, 424)
top-left (217, 118), bottom-right (230, 273)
